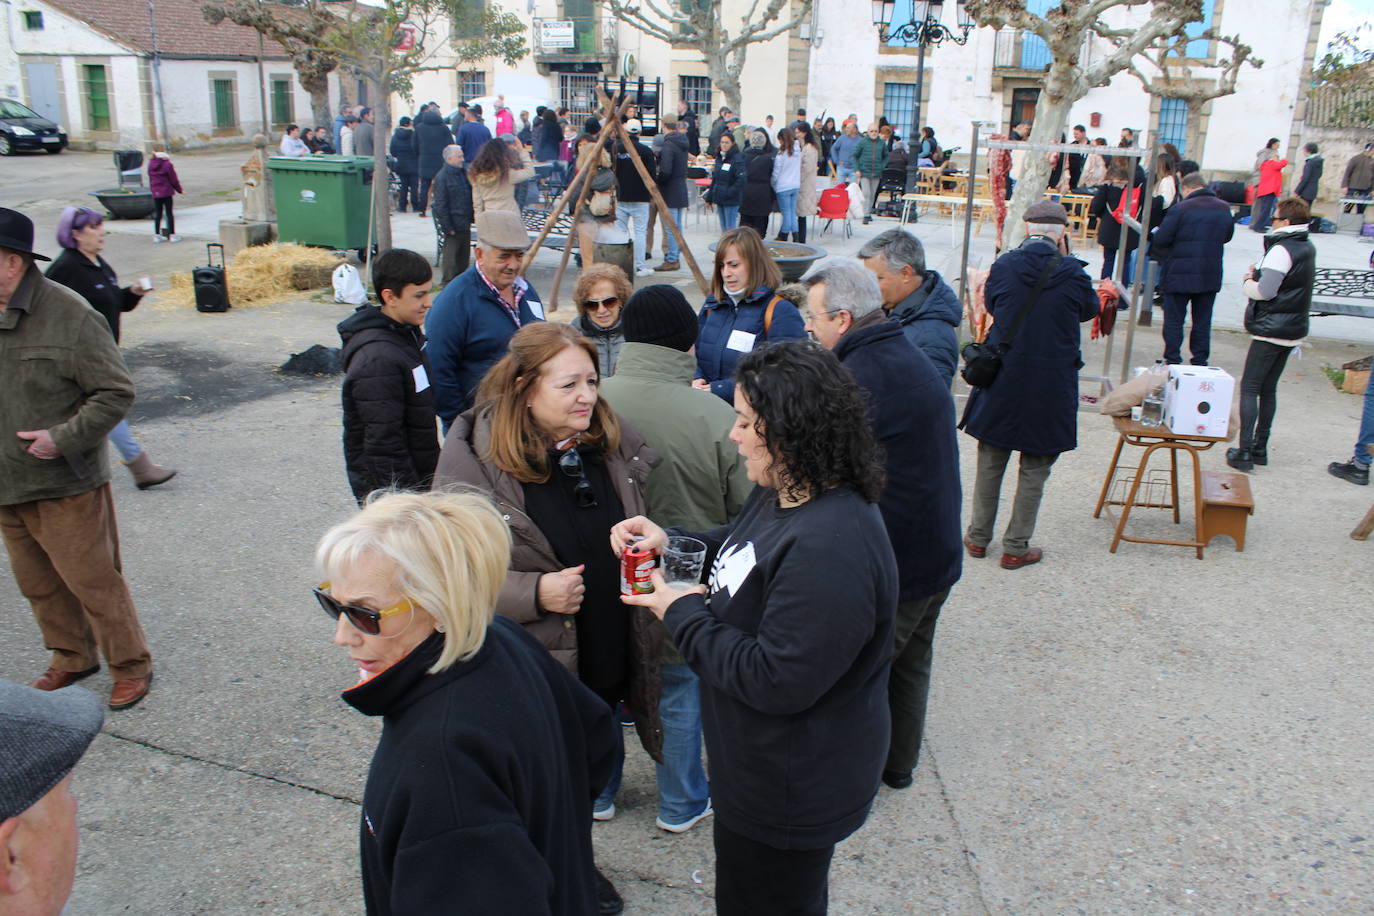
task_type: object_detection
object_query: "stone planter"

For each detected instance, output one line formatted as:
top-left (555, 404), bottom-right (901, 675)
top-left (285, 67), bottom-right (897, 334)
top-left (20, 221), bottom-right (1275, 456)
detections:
top-left (89, 188), bottom-right (155, 220)
top-left (709, 240), bottom-right (827, 282)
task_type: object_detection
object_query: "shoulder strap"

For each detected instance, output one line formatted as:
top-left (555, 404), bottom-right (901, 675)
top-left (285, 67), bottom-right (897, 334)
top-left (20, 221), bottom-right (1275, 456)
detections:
top-left (762, 295), bottom-right (781, 338)
top-left (999, 251), bottom-right (1063, 353)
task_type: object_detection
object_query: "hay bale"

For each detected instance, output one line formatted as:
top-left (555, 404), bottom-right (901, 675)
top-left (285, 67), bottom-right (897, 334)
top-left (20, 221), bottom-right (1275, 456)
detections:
top-left (291, 263), bottom-right (335, 290)
top-left (159, 243), bottom-right (344, 309)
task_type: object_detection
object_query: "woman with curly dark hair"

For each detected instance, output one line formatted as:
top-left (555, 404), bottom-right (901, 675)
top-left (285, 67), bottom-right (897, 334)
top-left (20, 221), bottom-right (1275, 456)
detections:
top-left (612, 340), bottom-right (896, 916)
top-left (468, 135), bottom-right (535, 216)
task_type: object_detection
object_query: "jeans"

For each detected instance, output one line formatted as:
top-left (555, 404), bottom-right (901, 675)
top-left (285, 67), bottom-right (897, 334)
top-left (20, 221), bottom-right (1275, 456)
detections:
top-left (1101, 247), bottom-right (1136, 286)
top-left (717, 204), bottom-right (739, 232)
top-left (593, 692), bottom-right (626, 815)
top-left (967, 442), bottom-right (1057, 556)
top-left (886, 588), bottom-right (951, 777)
top-left (837, 164), bottom-right (855, 185)
top-left (714, 819), bottom-right (834, 916)
top-left (1160, 291), bottom-right (1216, 366)
top-left (1238, 339), bottom-right (1294, 451)
top-left (1252, 193), bottom-right (1277, 232)
top-left (615, 200), bottom-right (650, 270)
top-left (776, 187), bottom-right (799, 234)
top-left (653, 662), bottom-right (710, 823)
top-left (108, 419), bottom-right (141, 462)
top-left (663, 207), bottom-right (686, 262)
top-left (1354, 367), bottom-right (1374, 466)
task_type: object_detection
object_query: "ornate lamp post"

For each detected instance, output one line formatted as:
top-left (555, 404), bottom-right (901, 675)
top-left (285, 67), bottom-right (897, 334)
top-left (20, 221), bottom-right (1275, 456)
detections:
top-left (871, 0), bottom-right (974, 191)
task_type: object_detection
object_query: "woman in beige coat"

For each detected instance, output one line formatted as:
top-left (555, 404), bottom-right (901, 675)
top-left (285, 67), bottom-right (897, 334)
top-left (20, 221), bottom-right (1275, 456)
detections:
top-left (795, 122), bottom-right (821, 243)
top-left (468, 136), bottom-right (535, 215)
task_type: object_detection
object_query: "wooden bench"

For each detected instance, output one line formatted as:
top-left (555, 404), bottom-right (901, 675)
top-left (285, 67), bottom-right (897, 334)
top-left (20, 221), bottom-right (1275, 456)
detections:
top-left (1200, 471), bottom-right (1254, 551)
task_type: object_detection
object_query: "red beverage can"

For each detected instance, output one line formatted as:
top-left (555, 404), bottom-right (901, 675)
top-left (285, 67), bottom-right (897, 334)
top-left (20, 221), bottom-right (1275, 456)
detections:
top-left (620, 545), bottom-right (655, 595)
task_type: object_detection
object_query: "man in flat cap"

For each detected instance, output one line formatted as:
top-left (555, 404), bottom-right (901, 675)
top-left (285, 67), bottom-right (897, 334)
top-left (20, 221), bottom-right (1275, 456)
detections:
top-left (959, 199), bottom-right (1098, 570)
top-left (0, 679), bottom-right (104, 916)
top-left (0, 207), bottom-right (154, 709)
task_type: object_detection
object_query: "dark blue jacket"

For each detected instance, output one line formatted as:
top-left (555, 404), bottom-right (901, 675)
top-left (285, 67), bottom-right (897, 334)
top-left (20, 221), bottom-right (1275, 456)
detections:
top-left (415, 110), bottom-right (452, 179)
top-left (425, 267), bottom-right (544, 424)
top-left (533, 118), bottom-right (561, 162)
top-left (1148, 188), bottom-right (1236, 294)
top-left (960, 239), bottom-right (1098, 456)
top-left (889, 269), bottom-right (961, 387)
top-left (696, 286), bottom-right (807, 402)
top-left (834, 316), bottom-right (962, 601)
top-left (656, 131), bottom-right (691, 209)
top-left (704, 147), bottom-right (745, 208)
top-left (457, 120), bottom-right (493, 168)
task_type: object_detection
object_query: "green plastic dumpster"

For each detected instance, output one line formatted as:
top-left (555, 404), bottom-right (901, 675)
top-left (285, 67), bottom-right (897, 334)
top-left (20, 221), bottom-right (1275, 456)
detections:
top-left (267, 155), bottom-right (374, 250)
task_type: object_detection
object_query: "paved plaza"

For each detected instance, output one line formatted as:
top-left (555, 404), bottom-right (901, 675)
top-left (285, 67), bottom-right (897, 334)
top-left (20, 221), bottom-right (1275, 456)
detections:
top-left (1, 148), bottom-right (1371, 914)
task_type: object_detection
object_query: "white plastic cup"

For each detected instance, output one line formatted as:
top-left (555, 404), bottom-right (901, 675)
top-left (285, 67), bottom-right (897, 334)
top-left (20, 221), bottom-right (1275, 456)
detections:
top-left (661, 537), bottom-right (707, 591)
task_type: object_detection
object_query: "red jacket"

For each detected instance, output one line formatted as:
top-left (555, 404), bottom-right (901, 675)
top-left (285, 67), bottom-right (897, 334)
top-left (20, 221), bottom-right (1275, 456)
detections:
top-left (1257, 157), bottom-right (1288, 197)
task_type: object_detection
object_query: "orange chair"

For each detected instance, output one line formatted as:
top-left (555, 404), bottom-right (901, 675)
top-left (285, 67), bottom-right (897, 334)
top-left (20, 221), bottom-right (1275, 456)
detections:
top-left (818, 186), bottom-right (852, 238)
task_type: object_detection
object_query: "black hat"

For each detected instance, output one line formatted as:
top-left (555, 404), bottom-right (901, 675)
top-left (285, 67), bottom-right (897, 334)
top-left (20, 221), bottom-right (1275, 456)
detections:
top-left (622, 285), bottom-right (699, 353)
top-left (0, 208), bottom-right (51, 261)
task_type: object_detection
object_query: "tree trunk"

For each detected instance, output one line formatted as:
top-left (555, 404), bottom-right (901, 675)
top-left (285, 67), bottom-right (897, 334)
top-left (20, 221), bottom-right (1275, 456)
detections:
top-left (301, 68), bottom-right (331, 129)
top-left (704, 47), bottom-right (742, 118)
top-left (370, 77), bottom-right (393, 255)
top-left (1003, 88), bottom-right (1073, 249)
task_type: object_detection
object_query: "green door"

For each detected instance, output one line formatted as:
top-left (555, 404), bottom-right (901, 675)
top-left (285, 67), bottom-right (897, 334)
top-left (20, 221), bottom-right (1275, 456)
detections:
top-left (83, 65), bottom-right (110, 131)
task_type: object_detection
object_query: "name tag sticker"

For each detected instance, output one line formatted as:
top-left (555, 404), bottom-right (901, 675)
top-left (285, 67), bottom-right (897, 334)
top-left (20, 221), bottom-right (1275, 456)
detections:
top-left (527, 299), bottom-right (545, 319)
top-left (726, 329), bottom-right (756, 352)
top-left (412, 365), bottom-right (430, 392)
top-left (720, 163), bottom-right (731, 171)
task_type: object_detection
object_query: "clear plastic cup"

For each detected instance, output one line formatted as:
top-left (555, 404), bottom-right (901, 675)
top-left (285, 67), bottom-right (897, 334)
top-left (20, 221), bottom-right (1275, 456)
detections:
top-left (661, 536), bottom-right (707, 590)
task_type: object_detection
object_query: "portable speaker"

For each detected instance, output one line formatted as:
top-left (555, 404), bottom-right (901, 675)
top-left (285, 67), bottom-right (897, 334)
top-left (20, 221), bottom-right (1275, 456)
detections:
top-left (194, 243), bottom-right (230, 313)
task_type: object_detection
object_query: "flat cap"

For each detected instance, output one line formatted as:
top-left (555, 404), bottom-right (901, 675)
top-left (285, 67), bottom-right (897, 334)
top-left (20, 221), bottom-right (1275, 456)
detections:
top-left (0, 680), bottom-right (103, 820)
top-left (475, 210), bottom-right (532, 251)
top-left (1024, 199), bottom-right (1069, 225)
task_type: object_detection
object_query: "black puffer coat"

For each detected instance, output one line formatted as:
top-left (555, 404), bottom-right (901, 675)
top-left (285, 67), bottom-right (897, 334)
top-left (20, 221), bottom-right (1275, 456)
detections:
top-left (338, 306), bottom-right (440, 504)
top-left (415, 109), bottom-right (452, 178)
top-left (739, 146), bottom-right (776, 217)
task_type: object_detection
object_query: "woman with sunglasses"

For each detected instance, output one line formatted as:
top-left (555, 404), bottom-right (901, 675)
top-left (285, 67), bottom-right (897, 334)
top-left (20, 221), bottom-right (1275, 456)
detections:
top-left (569, 263), bottom-right (631, 377)
top-left (432, 321), bottom-right (660, 914)
top-left (45, 206), bottom-right (175, 489)
top-left (613, 340), bottom-right (897, 916)
top-left (317, 490), bottom-right (618, 915)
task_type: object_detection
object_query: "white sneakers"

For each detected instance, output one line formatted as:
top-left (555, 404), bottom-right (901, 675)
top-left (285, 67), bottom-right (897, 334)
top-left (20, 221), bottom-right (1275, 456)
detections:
top-left (153, 235), bottom-right (181, 243)
top-left (635, 266), bottom-right (654, 277)
top-left (169, 234), bottom-right (182, 242)
top-left (153, 235), bottom-right (166, 243)
top-left (592, 803), bottom-right (615, 822)
top-left (655, 802), bottom-right (713, 834)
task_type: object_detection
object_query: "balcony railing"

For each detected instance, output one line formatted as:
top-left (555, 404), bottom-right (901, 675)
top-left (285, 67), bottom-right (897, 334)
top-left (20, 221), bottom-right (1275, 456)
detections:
top-left (993, 28), bottom-right (1051, 71)
top-left (532, 17), bottom-right (616, 58)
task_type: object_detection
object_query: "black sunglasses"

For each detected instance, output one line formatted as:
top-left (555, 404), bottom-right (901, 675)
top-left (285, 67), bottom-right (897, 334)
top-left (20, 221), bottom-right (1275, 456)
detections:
top-left (582, 295), bottom-right (620, 311)
top-left (313, 583), bottom-right (413, 635)
top-left (558, 448), bottom-right (598, 509)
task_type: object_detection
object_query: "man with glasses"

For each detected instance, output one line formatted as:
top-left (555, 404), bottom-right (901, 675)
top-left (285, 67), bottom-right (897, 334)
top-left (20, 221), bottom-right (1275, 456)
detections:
top-left (0, 208), bottom-right (154, 710)
top-left (425, 210), bottom-right (545, 432)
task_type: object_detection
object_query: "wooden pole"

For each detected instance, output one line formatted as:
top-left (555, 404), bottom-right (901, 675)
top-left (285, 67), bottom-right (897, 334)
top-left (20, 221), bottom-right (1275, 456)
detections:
top-left (595, 87), bottom-right (709, 295)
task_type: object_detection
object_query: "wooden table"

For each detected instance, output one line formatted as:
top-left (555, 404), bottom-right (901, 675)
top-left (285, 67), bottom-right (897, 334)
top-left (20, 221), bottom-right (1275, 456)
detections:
top-left (1093, 416), bottom-right (1228, 558)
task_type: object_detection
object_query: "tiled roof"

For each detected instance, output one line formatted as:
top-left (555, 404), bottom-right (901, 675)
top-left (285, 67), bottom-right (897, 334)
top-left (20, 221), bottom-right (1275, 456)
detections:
top-left (43, 0), bottom-right (298, 59)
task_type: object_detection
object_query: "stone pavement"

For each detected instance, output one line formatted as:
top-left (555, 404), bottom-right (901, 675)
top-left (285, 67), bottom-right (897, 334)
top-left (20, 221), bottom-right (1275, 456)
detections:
top-left (2, 150), bottom-right (1372, 914)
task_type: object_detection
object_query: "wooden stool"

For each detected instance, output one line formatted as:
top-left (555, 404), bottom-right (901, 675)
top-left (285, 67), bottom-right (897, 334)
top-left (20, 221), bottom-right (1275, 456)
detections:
top-left (1200, 471), bottom-right (1254, 551)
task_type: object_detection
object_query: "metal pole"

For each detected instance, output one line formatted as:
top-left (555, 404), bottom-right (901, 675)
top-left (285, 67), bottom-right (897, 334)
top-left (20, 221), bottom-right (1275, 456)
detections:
top-left (908, 37), bottom-right (926, 194)
top-left (958, 119), bottom-right (979, 320)
top-left (257, 30), bottom-right (269, 135)
top-left (146, 0), bottom-right (169, 146)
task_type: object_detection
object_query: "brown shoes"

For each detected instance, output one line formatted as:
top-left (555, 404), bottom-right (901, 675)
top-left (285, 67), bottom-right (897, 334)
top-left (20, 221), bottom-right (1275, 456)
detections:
top-left (31, 665), bottom-right (100, 691)
top-left (964, 539), bottom-right (987, 559)
top-left (108, 673), bottom-right (153, 710)
top-left (1000, 547), bottom-right (1044, 570)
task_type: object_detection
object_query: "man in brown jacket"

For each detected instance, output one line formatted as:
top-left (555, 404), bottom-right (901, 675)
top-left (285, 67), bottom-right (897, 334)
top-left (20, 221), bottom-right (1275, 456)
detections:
top-left (0, 208), bottom-right (153, 709)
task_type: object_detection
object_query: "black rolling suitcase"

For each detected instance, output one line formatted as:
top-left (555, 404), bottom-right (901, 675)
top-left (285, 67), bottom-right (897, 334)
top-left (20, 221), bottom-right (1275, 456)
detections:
top-left (194, 243), bottom-right (230, 312)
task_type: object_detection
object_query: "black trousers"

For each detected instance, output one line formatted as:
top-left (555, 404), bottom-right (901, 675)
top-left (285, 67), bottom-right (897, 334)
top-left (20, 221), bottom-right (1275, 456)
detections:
top-left (714, 819), bottom-right (834, 916)
top-left (794, 216), bottom-right (808, 244)
top-left (440, 227), bottom-right (470, 284)
top-left (740, 212), bottom-right (769, 238)
top-left (417, 170), bottom-right (438, 214)
top-left (153, 196), bottom-right (175, 236)
top-left (396, 172), bottom-right (419, 212)
top-left (1238, 339), bottom-right (1294, 451)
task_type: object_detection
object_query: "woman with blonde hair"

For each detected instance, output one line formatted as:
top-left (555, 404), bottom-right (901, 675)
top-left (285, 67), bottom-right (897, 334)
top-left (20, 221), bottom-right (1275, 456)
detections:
top-left (319, 489), bottom-right (617, 914)
top-left (570, 262), bottom-right (632, 377)
top-left (433, 322), bottom-right (660, 913)
top-left (468, 136), bottom-right (535, 215)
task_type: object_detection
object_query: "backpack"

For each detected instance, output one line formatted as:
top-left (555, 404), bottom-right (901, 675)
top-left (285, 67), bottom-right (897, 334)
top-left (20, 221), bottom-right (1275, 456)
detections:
top-left (332, 263), bottom-right (368, 305)
top-left (1109, 185), bottom-right (1142, 225)
top-left (929, 141), bottom-right (944, 166)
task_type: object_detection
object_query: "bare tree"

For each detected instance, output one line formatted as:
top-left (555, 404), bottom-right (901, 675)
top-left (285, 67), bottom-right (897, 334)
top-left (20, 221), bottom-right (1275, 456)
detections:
top-left (322, 0), bottom-right (526, 252)
top-left (203, 0), bottom-right (341, 128)
top-left (1123, 30), bottom-right (1261, 160)
top-left (965, 0), bottom-right (1204, 246)
top-left (601, 0), bottom-right (813, 117)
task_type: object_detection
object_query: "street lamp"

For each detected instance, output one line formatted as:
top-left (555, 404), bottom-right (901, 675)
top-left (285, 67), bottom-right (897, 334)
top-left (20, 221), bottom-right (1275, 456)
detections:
top-left (872, 0), bottom-right (974, 193)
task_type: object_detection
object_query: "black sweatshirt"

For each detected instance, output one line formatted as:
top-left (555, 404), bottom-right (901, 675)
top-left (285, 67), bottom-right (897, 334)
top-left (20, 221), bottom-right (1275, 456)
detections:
top-left (343, 618), bottom-right (616, 915)
top-left (44, 248), bottom-right (141, 343)
top-left (663, 485), bottom-right (897, 849)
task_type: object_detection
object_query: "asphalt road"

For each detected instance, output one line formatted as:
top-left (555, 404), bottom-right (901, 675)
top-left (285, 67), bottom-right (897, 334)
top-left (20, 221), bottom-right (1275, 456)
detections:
top-left (1, 148), bottom-right (1372, 914)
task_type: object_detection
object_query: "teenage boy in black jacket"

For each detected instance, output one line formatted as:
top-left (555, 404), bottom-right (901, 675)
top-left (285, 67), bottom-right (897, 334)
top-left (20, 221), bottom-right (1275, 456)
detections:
top-left (338, 249), bottom-right (439, 504)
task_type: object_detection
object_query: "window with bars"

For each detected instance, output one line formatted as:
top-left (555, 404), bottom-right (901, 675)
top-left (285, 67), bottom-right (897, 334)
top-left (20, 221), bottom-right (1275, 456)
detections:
top-left (1158, 98), bottom-right (1188, 156)
top-left (211, 77), bottom-right (238, 131)
top-left (22, 11), bottom-right (43, 29)
top-left (82, 64), bottom-right (110, 131)
top-left (458, 71), bottom-right (486, 102)
top-left (270, 77), bottom-right (293, 129)
top-left (680, 76), bottom-right (712, 119)
top-left (559, 74), bottom-right (599, 119)
top-left (882, 82), bottom-right (916, 142)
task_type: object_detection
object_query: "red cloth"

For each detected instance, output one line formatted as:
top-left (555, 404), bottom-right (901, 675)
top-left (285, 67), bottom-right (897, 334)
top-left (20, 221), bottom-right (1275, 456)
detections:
top-left (989, 135), bottom-right (1010, 250)
top-left (1091, 280), bottom-right (1118, 340)
top-left (1257, 158), bottom-right (1288, 197)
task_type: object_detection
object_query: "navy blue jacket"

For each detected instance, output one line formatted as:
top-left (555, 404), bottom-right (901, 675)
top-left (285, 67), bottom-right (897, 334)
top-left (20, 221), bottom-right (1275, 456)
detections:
top-left (425, 267), bottom-right (544, 424)
top-left (888, 269), bottom-right (961, 387)
top-left (457, 120), bottom-right (493, 168)
top-left (533, 118), bottom-right (561, 162)
top-left (696, 286), bottom-right (807, 402)
top-left (704, 147), bottom-right (745, 208)
top-left (960, 239), bottom-right (1098, 456)
top-left (834, 316), bottom-right (962, 601)
top-left (1149, 188), bottom-right (1235, 294)
top-left (656, 131), bottom-right (691, 209)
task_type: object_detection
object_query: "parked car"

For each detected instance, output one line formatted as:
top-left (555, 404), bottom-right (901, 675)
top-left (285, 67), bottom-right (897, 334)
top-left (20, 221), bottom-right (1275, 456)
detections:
top-left (0, 98), bottom-right (67, 155)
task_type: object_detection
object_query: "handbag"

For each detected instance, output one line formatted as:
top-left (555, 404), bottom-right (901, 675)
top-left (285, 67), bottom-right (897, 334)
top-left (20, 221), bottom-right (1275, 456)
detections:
top-left (960, 250), bottom-right (1062, 388)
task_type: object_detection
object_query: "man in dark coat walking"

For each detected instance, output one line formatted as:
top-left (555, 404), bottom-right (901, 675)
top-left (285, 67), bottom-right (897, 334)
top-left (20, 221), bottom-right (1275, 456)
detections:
top-left (804, 259), bottom-right (962, 791)
top-left (653, 119), bottom-right (691, 272)
top-left (338, 248), bottom-right (439, 504)
top-left (414, 106), bottom-right (452, 216)
top-left (859, 228), bottom-right (961, 386)
top-left (1293, 142), bottom-right (1323, 206)
top-left (960, 200), bottom-right (1098, 569)
top-left (1149, 171), bottom-right (1235, 366)
top-left (431, 145), bottom-right (474, 284)
top-left (389, 116), bottom-right (419, 212)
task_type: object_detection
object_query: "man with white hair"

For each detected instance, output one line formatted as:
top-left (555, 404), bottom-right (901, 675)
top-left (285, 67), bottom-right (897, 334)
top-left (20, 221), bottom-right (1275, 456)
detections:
top-left (803, 259), bottom-right (962, 790)
top-left (431, 145), bottom-right (473, 285)
top-left (859, 228), bottom-right (961, 386)
top-left (959, 199), bottom-right (1098, 570)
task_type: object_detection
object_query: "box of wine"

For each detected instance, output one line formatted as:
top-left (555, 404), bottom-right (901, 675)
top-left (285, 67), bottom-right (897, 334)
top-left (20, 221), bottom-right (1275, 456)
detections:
top-left (1163, 365), bottom-right (1234, 437)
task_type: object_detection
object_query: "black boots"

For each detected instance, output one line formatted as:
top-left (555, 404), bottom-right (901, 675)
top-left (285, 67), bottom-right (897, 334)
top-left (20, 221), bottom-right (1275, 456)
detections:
top-left (1226, 448), bottom-right (1254, 472)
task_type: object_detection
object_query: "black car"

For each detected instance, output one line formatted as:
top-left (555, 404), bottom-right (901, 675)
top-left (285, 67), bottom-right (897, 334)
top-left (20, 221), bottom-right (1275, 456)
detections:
top-left (0, 98), bottom-right (67, 155)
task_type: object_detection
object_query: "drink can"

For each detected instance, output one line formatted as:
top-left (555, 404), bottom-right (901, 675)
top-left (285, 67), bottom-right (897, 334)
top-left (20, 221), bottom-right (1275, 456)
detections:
top-left (620, 545), bottom-right (655, 595)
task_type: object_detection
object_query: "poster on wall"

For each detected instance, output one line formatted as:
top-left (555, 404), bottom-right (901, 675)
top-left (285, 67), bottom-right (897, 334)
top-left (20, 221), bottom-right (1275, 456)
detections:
top-left (540, 20), bottom-right (575, 48)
